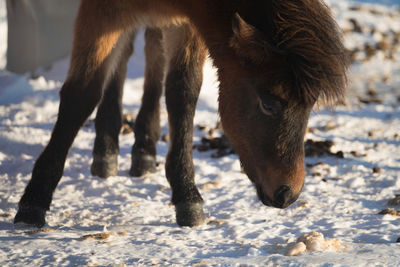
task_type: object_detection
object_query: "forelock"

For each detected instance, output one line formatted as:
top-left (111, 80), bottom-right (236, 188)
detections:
top-left (270, 0), bottom-right (349, 105)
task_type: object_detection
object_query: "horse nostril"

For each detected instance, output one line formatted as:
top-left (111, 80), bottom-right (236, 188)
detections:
top-left (274, 185), bottom-right (293, 208)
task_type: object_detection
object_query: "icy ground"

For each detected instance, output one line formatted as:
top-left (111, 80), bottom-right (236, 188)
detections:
top-left (0, 0), bottom-right (399, 266)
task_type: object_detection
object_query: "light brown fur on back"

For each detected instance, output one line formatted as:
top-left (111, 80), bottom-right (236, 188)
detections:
top-left (68, 0), bottom-right (190, 81)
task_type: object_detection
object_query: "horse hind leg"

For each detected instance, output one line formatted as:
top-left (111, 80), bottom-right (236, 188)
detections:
top-left (14, 4), bottom-right (135, 227)
top-left (91, 30), bottom-right (136, 178)
top-left (130, 28), bottom-right (165, 177)
top-left (164, 24), bottom-right (207, 227)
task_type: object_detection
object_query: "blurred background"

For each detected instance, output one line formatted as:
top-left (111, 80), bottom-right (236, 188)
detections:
top-left (4, 0), bottom-right (79, 75)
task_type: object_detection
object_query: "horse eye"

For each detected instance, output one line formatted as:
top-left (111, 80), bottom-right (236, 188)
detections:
top-left (258, 98), bottom-right (282, 116)
top-left (261, 102), bottom-right (275, 115)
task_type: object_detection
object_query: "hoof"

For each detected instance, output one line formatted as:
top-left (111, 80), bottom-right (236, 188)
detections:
top-left (129, 154), bottom-right (156, 177)
top-left (14, 205), bottom-right (46, 228)
top-left (175, 202), bottom-right (206, 227)
top-left (91, 154), bottom-right (118, 178)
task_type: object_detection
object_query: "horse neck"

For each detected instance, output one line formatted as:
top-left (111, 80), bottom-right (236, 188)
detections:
top-left (178, 1), bottom-right (238, 69)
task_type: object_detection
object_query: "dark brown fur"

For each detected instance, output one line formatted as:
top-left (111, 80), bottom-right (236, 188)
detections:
top-left (15, 0), bottom-right (348, 228)
top-left (271, 0), bottom-right (348, 104)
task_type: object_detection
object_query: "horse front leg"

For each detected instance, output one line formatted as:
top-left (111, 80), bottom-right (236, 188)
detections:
top-left (130, 28), bottom-right (165, 177)
top-left (14, 74), bottom-right (107, 228)
top-left (164, 24), bottom-right (207, 227)
top-left (91, 31), bottom-right (136, 178)
top-left (14, 3), bottom-right (134, 227)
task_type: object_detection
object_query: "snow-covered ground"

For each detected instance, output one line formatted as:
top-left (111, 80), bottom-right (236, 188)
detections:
top-left (0, 0), bottom-right (399, 266)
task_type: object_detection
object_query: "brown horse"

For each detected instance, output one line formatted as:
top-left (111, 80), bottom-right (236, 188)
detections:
top-left (14, 0), bottom-right (348, 228)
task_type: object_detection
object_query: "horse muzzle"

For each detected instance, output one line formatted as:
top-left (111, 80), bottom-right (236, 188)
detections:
top-left (256, 184), bottom-right (298, 209)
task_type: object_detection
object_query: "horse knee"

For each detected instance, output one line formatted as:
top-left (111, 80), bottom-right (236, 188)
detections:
top-left (59, 79), bottom-right (103, 118)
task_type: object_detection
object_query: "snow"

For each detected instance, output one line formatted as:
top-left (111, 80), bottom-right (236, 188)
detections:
top-left (1, 0), bottom-right (399, 266)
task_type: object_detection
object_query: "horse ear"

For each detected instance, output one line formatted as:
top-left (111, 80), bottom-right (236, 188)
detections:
top-left (230, 13), bottom-right (269, 65)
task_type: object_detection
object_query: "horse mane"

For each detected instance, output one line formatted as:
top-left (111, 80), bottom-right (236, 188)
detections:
top-left (270, 0), bottom-right (349, 105)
